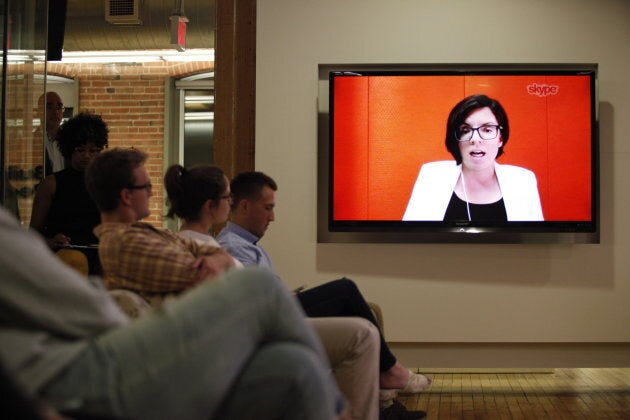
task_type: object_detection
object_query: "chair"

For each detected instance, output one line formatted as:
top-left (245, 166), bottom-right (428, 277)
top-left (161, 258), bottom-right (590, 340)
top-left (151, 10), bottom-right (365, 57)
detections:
top-left (56, 249), bottom-right (89, 276)
top-left (368, 301), bottom-right (384, 333)
top-left (108, 289), bottom-right (151, 319)
top-left (55, 249), bottom-right (150, 319)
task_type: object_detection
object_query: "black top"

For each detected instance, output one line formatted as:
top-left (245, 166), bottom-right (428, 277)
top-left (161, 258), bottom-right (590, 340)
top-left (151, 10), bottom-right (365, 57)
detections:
top-left (443, 192), bottom-right (507, 222)
top-left (44, 168), bottom-right (100, 245)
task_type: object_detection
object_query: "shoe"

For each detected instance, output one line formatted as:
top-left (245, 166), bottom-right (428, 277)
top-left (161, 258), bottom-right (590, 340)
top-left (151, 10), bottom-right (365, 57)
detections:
top-left (400, 371), bottom-right (432, 394)
top-left (380, 400), bottom-right (427, 420)
top-left (379, 388), bottom-right (399, 402)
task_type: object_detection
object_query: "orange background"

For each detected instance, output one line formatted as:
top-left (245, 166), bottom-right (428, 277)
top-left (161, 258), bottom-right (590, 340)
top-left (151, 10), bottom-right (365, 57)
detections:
top-left (332, 74), bottom-right (593, 221)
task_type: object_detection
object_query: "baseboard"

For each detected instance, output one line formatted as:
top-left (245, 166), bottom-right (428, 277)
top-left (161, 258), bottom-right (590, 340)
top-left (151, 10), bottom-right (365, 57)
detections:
top-left (409, 367), bottom-right (555, 374)
top-left (389, 342), bottom-right (630, 368)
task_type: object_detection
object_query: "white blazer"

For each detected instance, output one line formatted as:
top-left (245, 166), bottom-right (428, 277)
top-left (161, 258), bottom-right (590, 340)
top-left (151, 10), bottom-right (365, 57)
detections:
top-left (402, 161), bottom-right (544, 221)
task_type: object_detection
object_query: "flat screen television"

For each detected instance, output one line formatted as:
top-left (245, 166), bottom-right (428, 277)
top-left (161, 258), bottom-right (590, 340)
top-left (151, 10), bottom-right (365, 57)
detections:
top-left (317, 63), bottom-right (599, 243)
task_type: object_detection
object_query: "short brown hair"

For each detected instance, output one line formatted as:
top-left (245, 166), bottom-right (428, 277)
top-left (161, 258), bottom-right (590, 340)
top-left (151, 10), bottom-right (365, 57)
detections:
top-left (230, 171), bottom-right (277, 210)
top-left (85, 148), bottom-right (147, 212)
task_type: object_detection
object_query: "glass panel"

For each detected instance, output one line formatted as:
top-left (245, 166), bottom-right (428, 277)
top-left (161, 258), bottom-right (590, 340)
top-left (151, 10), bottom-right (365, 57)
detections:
top-left (1, 0), bottom-right (47, 225)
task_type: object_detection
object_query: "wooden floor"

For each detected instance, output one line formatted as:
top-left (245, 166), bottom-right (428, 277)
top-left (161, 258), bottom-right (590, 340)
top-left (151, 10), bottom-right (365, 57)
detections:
top-left (397, 368), bottom-right (630, 419)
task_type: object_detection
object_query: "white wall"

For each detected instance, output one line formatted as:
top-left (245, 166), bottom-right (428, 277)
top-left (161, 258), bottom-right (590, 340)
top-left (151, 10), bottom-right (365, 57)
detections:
top-left (256, 0), bottom-right (630, 366)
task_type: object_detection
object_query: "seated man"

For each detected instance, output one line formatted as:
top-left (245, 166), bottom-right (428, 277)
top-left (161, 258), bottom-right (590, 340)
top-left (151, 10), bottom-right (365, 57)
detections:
top-left (216, 172), bottom-right (433, 396)
top-left (0, 204), bottom-right (343, 419)
top-left (86, 149), bottom-right (379, 419)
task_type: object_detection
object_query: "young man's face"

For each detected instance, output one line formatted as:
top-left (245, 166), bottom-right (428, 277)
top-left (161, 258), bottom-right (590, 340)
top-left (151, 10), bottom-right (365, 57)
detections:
top-left (243, 185), bottom-right (276, 238)
top-left (128, 165), bottom-right (153, 221)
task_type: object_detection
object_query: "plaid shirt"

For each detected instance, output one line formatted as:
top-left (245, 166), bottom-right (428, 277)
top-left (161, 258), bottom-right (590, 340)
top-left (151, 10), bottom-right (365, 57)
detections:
top-left (95, 222), bottom-right (222, 295)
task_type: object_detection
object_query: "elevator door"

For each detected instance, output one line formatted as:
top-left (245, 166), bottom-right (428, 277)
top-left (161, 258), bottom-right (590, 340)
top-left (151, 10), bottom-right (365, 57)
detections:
top-left (176, 74), bottom-right (214, 167)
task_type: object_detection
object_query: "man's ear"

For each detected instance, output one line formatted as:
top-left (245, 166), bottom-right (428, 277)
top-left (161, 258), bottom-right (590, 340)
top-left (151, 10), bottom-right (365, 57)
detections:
top-left (119, 188), bottom-right (133, 207)
top-left (239, 199), bottom-right (250, 213)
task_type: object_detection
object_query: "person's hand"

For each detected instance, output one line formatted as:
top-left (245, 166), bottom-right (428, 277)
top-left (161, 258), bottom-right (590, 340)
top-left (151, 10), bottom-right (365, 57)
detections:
top-left (48, 233), bottom-right (71, 249)
top-left (192, 249), bottom-right (235, 282)
top-left (337, 406), bottom-right (352, 420)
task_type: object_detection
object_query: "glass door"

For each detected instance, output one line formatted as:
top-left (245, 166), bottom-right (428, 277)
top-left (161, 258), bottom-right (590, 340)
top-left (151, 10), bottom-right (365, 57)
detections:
top-left (1, 0), bottom-right (47, 225)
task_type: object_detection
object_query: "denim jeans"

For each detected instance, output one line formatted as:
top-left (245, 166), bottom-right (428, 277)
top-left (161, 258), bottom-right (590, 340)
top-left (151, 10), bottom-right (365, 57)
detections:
top-left (41, 268), bottom-right (343, 420)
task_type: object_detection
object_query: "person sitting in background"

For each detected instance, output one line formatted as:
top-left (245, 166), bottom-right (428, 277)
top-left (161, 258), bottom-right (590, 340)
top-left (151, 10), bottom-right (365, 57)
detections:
top-left (217, 171), bottom-right (433, 396)
top-left (0, 204), bottom-right (344, 420)
top-left (30, 112), bottom-right (108, 274)
top-left (164, 163), bottom-right (382, 420)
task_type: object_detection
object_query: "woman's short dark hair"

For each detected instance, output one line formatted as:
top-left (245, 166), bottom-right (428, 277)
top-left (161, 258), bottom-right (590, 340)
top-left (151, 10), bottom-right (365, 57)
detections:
top-left (56, 112), bottom-right (109, 159)
top-left (85, 148), bottom-right (147, 212)
top-left (164, 164), bottom-right (227, 221)
top-left (444, 94), bottom-right (510, 165)
top-left (230, 171), bottom-right (277, 209)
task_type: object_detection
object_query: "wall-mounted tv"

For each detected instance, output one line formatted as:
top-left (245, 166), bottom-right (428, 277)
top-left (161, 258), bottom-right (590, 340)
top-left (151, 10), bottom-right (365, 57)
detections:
top-left (317, 63), bottom-right (599, 243)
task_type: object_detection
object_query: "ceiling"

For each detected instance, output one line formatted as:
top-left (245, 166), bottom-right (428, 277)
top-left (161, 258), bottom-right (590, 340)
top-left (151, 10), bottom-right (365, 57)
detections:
top-left (63, 0), bottom-right (215, 51)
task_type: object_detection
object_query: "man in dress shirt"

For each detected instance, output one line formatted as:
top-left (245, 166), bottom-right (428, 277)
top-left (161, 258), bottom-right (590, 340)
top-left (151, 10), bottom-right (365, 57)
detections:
top-left (37, 91), bottom-right (66, 175)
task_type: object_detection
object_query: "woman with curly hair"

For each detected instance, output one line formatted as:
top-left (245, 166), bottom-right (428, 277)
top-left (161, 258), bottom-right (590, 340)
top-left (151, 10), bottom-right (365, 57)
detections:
top-left (30, 112), bottom-right (108, 274)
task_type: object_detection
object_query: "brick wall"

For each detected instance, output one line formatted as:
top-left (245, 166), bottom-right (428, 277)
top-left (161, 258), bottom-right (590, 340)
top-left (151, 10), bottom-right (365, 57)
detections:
top-left (44, 60), bottom-right (214, 226)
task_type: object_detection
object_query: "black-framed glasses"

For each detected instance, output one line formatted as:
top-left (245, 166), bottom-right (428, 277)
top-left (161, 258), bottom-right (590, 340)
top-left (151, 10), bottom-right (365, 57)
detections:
top-left (73, 146), bottom-right (103, 155)
top-left (126, 183), bottom-right (153, 192)
top-left (455, 124), bottom-right (502, 142)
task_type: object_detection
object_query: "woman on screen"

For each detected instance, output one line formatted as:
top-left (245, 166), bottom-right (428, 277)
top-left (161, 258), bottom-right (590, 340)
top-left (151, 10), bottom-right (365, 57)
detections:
top-left (403, 94), bottom-right (543, 222)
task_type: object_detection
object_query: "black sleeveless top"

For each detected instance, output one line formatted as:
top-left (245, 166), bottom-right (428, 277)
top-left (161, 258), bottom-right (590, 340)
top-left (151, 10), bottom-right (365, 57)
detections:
top-left (443, 192), bottom-right (507, 222)
top-left (44, 168), bottom-right (100, 245)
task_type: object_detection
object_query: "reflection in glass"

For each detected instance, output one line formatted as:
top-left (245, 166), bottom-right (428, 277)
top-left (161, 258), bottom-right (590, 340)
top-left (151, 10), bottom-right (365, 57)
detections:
top-left (1, 0), bottom-right (47, 224)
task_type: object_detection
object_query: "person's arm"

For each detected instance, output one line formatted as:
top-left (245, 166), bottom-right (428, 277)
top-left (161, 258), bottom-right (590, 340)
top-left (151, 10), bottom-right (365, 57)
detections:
top-left (0, 208), bottom-right (127, 338)
top-left (29, 175), bottom-right (55, 233)
top-left (191, 248), bottom-right (236, 282)
top-left (29, 175), bottom-right (70, 247)
top-left (217, 232), bottom-right (260, 267)
top-left (101, 226), bottom-right (233, 293)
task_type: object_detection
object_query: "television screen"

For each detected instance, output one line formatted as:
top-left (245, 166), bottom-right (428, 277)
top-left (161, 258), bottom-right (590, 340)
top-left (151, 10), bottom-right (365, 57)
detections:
top-left (317, 63), bottom-right (599, 243)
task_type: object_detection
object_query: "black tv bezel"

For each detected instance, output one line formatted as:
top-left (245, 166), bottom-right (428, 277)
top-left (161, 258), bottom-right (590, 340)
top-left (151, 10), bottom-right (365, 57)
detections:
top-left (317, 63), bottom-right (599, 244)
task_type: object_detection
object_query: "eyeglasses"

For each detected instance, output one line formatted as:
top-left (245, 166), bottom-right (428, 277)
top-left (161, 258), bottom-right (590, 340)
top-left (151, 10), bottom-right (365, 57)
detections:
top-left (455, 124), bottom-right (502, 142)
top-left (73, 146), bottom-right (103, 155)
top-left (46, 104), bottom-right (66, 111)
top-left (126, 183), bottom-right (153, 192)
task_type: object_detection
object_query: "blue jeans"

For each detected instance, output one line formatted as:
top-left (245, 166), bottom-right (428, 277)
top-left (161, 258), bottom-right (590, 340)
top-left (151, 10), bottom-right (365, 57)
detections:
top-left (41, 268), bottom-right (343, 420)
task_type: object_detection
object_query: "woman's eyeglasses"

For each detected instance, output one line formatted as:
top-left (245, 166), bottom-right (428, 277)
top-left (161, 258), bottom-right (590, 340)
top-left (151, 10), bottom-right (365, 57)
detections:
top-left (73, 146), bottom-right (103, 155)
top-left (455, 124), bottom-right (502, 142)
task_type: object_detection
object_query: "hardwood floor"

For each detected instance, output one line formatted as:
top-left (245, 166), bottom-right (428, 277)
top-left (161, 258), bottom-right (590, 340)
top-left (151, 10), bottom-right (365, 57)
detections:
top-left (396, 368), bottom-right (630, 419)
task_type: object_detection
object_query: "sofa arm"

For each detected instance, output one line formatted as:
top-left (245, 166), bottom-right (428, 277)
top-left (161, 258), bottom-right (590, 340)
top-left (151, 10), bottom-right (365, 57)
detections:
top-left (367, 301), bottom-right (384, 335)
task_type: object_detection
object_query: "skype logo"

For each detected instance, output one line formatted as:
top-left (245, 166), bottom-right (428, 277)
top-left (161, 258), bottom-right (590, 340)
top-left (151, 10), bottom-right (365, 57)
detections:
top-left (527, 83), bottom-right (559, 97)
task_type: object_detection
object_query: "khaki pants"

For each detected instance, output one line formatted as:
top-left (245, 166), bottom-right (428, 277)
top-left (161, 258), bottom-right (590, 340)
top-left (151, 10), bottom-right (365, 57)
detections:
top-left (309, 317), bottom-right (380, 420)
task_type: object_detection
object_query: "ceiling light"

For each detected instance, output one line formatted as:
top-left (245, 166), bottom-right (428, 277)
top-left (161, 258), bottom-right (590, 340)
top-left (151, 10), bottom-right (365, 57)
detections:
top-left (60, 49), bottom-right (214, 64)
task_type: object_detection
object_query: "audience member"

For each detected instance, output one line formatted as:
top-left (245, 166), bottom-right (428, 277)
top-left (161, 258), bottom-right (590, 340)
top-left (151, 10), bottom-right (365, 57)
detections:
top-left (0, 204), bottom-right (343, 419)
top-left (216, 171), bottom-right (434, 396)
top-left (164, 163), bottom-right (381, 420)
top-left (30, 112), bottom-right (108, 274)
top-left (83, 147), bottom-right (347, 418)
